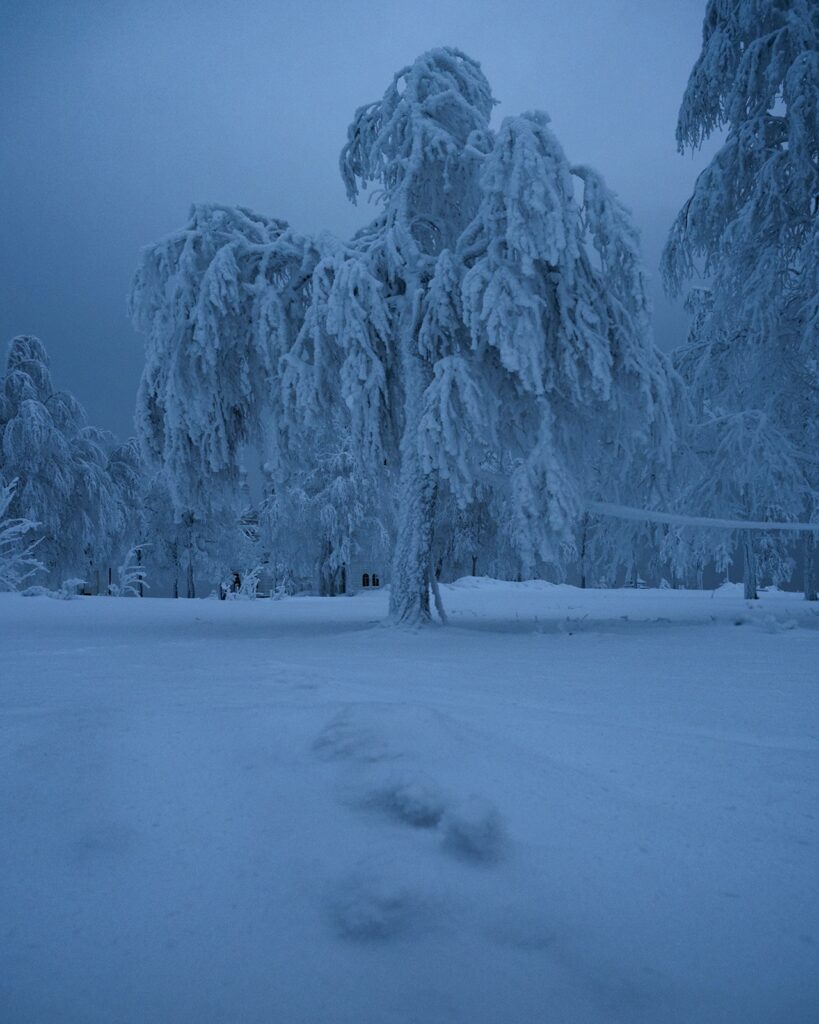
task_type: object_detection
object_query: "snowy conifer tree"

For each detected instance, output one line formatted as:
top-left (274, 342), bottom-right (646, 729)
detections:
top-left (668, 410), bottom-right (807, 597)
top-left (258, 425), bottom-right (390, 596)
top-left (663, 0), bottom-right (818, 598)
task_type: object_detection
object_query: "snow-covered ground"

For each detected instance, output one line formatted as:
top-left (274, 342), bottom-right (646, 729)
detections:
top-left (2, 580), bottom-right (818, 1023)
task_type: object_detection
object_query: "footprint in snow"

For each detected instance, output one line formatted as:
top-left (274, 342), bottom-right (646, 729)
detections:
top-left (327, 863), bottom-right (435, 941)
top-left (312, 709), bottom-right (398, 764)
top-left (363, 775), bottom-right (508, 864)
top-left (312, 702), bottom-right (465, 766)
top-left (440, 795), bottom-right (507, 863)
top-left (313, 706), bottom-right (509, 890)
top-left (358, 772), bottom-right (508, 862)
top-left (362, 773), bottom-right (447, 828)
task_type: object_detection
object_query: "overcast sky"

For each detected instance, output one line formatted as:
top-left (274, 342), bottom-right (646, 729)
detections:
top-left (1, 0), bottom-right (715, 440)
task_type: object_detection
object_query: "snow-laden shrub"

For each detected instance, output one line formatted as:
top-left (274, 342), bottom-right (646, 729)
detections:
top-left (222, 565), bottom-right (262, 600)
top-left (22, 577), bottom-right (86, 600)
top-left (108, 545), bottom-right (149, 597)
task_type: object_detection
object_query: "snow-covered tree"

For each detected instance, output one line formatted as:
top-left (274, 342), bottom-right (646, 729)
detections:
top-left (663, 0), bottom-right (818, 598)
top-left (105, 438), bottom-right (147, 573)
top-left (281, 50), bottom-right (495, 624)
top-left (0, 335), bottom-right (119, 583)
top-left (129, 206), bottom-right (329, 595)
top-left (108, 543), bottom-right (150, 598)
top-left (257, 424), bottom-right (391, 596)
top-left (667, 410), bottom-right (807, 597)
top-left (130, 205), bottom-right (321, 513)
top-left (289, 53), bottom-right (675, 622)
top-left (0, 480), bottom-right (44, 591)
top-left (131, 49), bottom-right (676, 622)
top-left (433, 476), bottom-right (501, 580)
top-left (141, 475), bottom-right (186, 598)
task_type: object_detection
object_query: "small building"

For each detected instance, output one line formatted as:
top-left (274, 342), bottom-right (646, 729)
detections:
top-left (346, 557), bottom-right (385, 596)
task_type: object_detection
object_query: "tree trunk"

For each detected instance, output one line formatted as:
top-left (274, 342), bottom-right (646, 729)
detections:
top-left (389, 456), bottom-right (437, 625)
top-left (389, 282), bottom-right (440, 626)
top-left (742, 530), bottom-right (758, 600)
top-left (804, 530), bottom-right (817, 602)
top-left (579, 514), bottom-right (588, 589)
top-left (171, 543), bottom-right (180, 598)
top-left (186, 554), bottom-right (195, 599)
top-left (183, 514), bottom-right (196, 598)
top-left (430, 554), bottom-right (448, 624)
top-left (471, 553), bottom-right (478, 577)
top-left (318, 541), bottom-right (335, 596)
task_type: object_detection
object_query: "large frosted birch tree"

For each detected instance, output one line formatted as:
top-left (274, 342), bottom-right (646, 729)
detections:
top-left (287, 53), bottom-right (675, 623)
top-left (131, 48), bottom-right (676, 623)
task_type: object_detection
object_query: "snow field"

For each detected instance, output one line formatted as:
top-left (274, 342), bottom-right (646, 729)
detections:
top-left (1, 581), bottom-right (818, 1023)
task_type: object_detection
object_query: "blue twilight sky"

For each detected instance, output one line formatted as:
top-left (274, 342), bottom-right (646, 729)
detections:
top-left (1, 0), bottom-right (716, 440)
